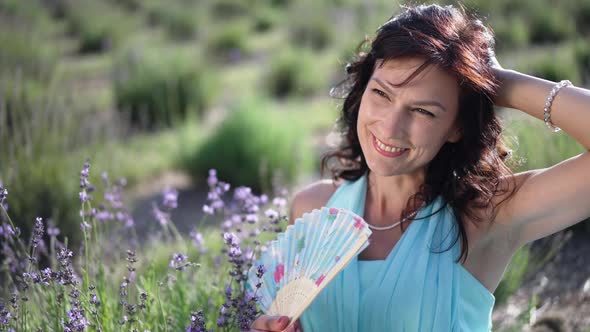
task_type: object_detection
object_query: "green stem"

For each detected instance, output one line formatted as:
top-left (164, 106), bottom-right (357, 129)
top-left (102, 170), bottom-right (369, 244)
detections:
top-left (156, 280), bottom-right (168, 332)
top-left (0, 204), bottom-right (28, 254)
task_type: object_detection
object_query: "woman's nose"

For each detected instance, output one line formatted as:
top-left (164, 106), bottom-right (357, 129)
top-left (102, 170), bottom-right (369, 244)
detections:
top-left (381, 107), bottom-right (410, 136)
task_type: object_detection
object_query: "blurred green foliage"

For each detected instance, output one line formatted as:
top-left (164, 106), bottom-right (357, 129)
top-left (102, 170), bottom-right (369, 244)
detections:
top-left (113, 48), bottom-right (217, 130)
top-left (0, 87), bottom-right (89, 245)
top-left (264, 47), bottom-right (328, 99)
top-left (288, 4), bottom-right (335, 51)
top-left (206, 20), bottom-right (253, 61)
top-left (145, 3), bottom-right (202, 40)
top-left (60, 0), bottom-right (140, 54)
top-left (181, 97), bottom-right (314, 192)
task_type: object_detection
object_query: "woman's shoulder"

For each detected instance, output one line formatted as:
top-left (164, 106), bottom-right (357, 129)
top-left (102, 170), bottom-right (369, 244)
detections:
top-left (288, 178), bottom-right (345, 224)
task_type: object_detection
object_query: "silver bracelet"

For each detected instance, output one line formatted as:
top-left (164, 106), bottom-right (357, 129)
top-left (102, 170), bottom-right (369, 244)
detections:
top-left (543, 80), bottom-right (572, 132)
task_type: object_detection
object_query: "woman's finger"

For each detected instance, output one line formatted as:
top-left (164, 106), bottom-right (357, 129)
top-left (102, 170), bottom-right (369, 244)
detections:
top-left (281, 319), bottom-right (303, 332)
top-left (250, 315), bottom-right (290, 331)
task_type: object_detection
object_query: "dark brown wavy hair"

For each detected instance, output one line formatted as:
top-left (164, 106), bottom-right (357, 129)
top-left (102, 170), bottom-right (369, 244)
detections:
top-left (321, 3), bottom-right (517, 263)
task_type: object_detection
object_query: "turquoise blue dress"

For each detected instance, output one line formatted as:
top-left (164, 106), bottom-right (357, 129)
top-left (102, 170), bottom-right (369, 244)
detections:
top-left (299, 172), bottom-right (495, 331)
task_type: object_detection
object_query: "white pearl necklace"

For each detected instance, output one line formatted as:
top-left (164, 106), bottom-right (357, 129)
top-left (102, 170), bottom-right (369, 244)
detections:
top-left (365, 204), bottom-right (424, 231)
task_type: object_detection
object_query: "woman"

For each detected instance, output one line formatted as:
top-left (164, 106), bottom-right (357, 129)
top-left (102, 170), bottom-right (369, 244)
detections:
top-left (251, 3), bottom-right (590, 332)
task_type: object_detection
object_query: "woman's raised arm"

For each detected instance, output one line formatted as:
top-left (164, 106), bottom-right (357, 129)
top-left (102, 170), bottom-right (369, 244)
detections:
top-left (489, 66), bottom-right (590, 249)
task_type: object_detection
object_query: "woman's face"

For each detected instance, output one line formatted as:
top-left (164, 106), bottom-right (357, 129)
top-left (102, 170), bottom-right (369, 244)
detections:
top-left (357, 57), bottom-right (462, 177)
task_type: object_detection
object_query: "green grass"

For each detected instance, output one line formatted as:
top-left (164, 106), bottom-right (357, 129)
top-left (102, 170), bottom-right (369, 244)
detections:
top-left (502, 111), bottom-right (585, 171)
top-left (181, 96), bottom-right (315, 192)
top-left (0, 154), bottom-right (289, 331)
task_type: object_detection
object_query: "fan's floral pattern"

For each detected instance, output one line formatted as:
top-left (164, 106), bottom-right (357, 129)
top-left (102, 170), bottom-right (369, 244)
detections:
top-left (315, 274), bottom-right (326, 286)
top-left (274, 263), bottom-right (285, 283)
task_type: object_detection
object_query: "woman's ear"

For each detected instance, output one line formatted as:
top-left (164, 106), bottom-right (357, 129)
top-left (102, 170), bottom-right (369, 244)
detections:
top-left (447, 127), bottom-right (462, 143)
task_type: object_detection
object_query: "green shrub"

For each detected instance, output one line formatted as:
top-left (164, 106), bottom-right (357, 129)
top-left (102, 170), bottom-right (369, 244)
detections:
top-left (146, 4), bottom-right (200, 40)
top-left (182, 97), bottom-right (314, 192)
top-left (113, 48), bottom-right (217, 130)
top-left (0, 26), bottom-right (57, 82)
top-left (504, 111), bottom-right (585, 170)
top-left (0, 88), bottom-right (92, 246)
top-left (0, 78), bottom-right (46, 131)
top-left (62, 0), bottom-right (136, 54)
top-left (492, 16), bottom-right (529, 50)
top-left (264, 48), bottom-right (329, 99)
top-left (251, 6), bottom-right (282, 33)
top-left (528, 9), bottom-right (575, 44)
top-left (572, 0), bottom-right (590, 34)
top-left (210, 0), bottom-right (249, 18)
top-left (206, 20), bottom-right (251, 62)
top-left (0, 0), bottom-right (56, 30)
top-left (528, 56), bottom-right (581, 86)
top-left (269, 0), bottom-right (290, 7)
top-left (573, 39), bottom-right (590, 83)
top-left (289, 12), bottom-right (334, 51)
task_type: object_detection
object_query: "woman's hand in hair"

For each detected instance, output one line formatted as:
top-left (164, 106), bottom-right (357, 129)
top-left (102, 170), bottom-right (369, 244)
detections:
top-left (489, 53), bottom-right (515, 109)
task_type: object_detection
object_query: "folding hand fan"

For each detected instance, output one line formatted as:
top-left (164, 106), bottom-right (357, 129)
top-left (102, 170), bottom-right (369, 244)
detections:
top-left (246, 207), bottom-right (372, 327)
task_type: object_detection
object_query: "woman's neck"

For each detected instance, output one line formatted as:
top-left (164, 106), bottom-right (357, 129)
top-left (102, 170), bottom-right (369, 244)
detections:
top-left (366, 169), bottom-right (425, 219)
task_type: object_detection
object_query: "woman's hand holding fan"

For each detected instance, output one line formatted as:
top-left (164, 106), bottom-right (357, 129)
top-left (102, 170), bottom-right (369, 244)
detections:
top-left (247, 207), bottom-right (372, 331)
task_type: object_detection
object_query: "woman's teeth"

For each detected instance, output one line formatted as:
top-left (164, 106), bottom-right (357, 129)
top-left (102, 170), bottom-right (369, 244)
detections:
top-left (375, 137), bottom-right (406, 152)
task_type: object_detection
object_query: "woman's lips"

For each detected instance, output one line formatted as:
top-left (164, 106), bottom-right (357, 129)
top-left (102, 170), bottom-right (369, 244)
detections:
top-left (371, 134), bottom-right (409, 158)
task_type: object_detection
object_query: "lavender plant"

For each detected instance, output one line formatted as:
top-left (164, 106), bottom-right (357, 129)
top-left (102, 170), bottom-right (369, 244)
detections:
top-left (0, 160), bottom-right (288, 331)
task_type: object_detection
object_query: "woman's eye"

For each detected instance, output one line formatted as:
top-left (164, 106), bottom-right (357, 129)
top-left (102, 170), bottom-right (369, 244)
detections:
top-left (371, 88), bottom-right (389, 99)
top-left (414, 108), bottom-right (435, 117)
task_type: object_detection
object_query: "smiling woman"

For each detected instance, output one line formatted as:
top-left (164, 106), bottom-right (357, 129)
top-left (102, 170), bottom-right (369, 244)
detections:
top-left (249, 3), bottom-right (590, 332)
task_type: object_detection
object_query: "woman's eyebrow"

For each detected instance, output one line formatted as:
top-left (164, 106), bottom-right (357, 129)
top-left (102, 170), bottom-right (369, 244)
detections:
top-left (371, 77), bottom-right (448, 112)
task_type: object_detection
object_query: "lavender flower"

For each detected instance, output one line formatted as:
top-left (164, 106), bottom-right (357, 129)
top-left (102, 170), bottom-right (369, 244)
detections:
top-left (272, 197), bottom-right (286, 207)
top-left (89, 292), bottom-right (99, 306)
top-left (170, 253), bottom-right (189, 271)
top-left (162, 187), bottom-right (178, 210)
top-left (202, 205), bottom-right (214, 215)
top-left (203, 169), bottom-right (230, 215)
top-left (233, 187), bottom-right (252, 202)
top-left (221, 219), bottom-right (232, 231)
top-left (0, 185), bottom-right (7, 203)
top-left (80, 221), bottom-right (91, 231)
top-left (223, 232), bottom-right (240, 247)
top-left (115, 211), bottom-right (134, 228)
top-left (186, 310), bottom-right (210, 332)
top-left (47, 220), bottom-right (60, 237)
top-left (79, 191), bottom-right (90, 203)
top-left (0, 184), bottom-right (8, 214)
top-left (152, 202), bottom-right (169, 226)
top-left (264, 209), bottom-right (279, 221)
top-left (55, 248), bottom-right (77, 286)
top-left (245, 214), bottom-right (258, 224)
top-left (95, 205), bottom-right (112, 223)
top-left (30, 217), bottom-right (44, 250)
top-left (256, 265), bottom-right (266, 280)
top-left (207, 169), bottom-right (218, 186)
top-left (237, 291), bottom-right (261, 331)
top-left (39, 267), bottom-right (54, 286)
top-left (62, 304), bottom-right (88, 332)
top-left (190, 230), bottom-right (207, 253)
top-left (0, 224), bottom-right (15, 239)
top-left (57, 248), bottom-right (74, 262)
top-left (78, 160), bottom-right (94, 203)
top-left (0, 302), bottom-right (11, 325)
top-left (104, 185), bottom-right (124, 210)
